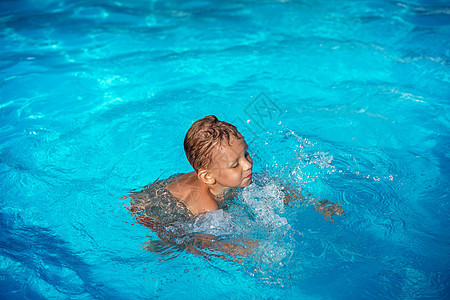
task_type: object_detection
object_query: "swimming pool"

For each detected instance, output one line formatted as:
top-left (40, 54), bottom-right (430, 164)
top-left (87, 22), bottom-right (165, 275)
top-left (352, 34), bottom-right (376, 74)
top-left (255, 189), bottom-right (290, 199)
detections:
top-left (1, 0), bottom-right (449, 298)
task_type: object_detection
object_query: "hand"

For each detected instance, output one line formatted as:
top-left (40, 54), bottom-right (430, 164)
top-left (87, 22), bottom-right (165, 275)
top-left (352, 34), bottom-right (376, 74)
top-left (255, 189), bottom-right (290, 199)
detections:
top-left (314, 199), bottom-right (343, 222)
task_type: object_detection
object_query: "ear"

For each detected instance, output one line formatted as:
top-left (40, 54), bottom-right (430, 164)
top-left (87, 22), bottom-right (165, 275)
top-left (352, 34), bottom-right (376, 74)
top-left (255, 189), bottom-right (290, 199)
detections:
top-left (198, 169), bottom-right (215, 185)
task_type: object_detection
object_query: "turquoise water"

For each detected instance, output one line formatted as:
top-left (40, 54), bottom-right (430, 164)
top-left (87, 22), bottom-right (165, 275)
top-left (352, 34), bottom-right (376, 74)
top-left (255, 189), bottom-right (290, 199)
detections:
top-left (1, 0), bottom-right (449, 299)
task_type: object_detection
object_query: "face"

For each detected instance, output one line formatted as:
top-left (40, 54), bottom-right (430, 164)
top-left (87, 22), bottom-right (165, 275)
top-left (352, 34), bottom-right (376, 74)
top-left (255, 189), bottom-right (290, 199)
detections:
top-left (208, 136), bottom-right (253, 189)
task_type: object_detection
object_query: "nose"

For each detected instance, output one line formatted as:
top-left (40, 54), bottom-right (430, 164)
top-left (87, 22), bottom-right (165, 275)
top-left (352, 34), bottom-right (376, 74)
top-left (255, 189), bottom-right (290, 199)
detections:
top-left (243, 154), bottom-right (253, 171)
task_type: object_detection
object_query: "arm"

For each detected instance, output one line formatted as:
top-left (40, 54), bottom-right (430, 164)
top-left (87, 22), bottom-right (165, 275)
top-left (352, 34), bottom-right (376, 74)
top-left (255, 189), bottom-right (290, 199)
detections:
top-left (281, 186), bottom-right (343, 221)
top-left (182, 233), bottom-right (258, 262)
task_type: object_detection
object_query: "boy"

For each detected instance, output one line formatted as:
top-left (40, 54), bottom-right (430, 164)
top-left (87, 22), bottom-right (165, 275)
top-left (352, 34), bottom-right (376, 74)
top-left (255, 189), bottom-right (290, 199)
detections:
top-left (126, 115), bottom-right (255, 258)
top-left (127, 115), bottom-right (341, 259)
top-left (130, 115), bottom-right (341, 221)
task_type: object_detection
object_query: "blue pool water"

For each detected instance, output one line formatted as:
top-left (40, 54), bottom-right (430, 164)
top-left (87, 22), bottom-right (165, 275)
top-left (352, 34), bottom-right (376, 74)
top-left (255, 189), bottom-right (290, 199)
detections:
top-left (1, 0), bottom-right (449, 298)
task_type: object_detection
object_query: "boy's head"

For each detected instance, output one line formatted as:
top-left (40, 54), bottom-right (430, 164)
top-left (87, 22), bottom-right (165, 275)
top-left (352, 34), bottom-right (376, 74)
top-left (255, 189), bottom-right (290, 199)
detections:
top-left (184, 115), bottom-right (242, 173)
top-left (184, 115), bottom-right (253, 191)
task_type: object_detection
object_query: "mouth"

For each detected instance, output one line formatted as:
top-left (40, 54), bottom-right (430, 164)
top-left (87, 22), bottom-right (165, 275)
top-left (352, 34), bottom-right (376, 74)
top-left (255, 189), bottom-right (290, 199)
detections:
top-left (245, 172), bottom-right (253, 179)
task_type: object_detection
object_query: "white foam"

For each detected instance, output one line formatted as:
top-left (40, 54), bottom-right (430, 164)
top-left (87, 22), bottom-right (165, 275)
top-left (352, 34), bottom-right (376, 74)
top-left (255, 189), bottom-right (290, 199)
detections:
top-left (185, 209), bottom-right (236, 236)
top-left (240, 181), bottom-right (290, 235)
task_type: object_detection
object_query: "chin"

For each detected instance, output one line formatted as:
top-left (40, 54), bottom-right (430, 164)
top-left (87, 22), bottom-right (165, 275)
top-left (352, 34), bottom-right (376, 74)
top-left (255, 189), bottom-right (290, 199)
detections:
top-left (242, 179), bottom-right (252, 187)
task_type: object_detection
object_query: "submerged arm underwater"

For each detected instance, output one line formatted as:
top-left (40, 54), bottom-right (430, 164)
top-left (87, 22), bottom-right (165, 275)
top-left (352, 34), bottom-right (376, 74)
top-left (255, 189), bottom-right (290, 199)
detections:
top-left (281, 185), bottom-right (343, 222)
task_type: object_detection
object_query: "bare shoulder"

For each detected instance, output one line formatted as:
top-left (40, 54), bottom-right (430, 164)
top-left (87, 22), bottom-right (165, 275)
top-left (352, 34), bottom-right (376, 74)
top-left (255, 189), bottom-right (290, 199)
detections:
top-left (166, 172), bottom-right (197, 199)
top-left (166, 172), bottom-right (201, 209)
top-left (166, 172), bottom-right (218, 215)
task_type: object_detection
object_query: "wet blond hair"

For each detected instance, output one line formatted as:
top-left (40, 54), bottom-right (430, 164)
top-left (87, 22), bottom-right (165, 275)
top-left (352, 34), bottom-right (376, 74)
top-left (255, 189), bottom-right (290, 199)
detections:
top-left (184, 115), bottom-right (242, 172)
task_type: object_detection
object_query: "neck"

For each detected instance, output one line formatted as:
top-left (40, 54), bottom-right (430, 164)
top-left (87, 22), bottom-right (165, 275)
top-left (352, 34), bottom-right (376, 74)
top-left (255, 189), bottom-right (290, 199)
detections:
top-left (205, 183), bottom-right (228, 198)
top-left (195, 174), bottom-right (228, 199)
